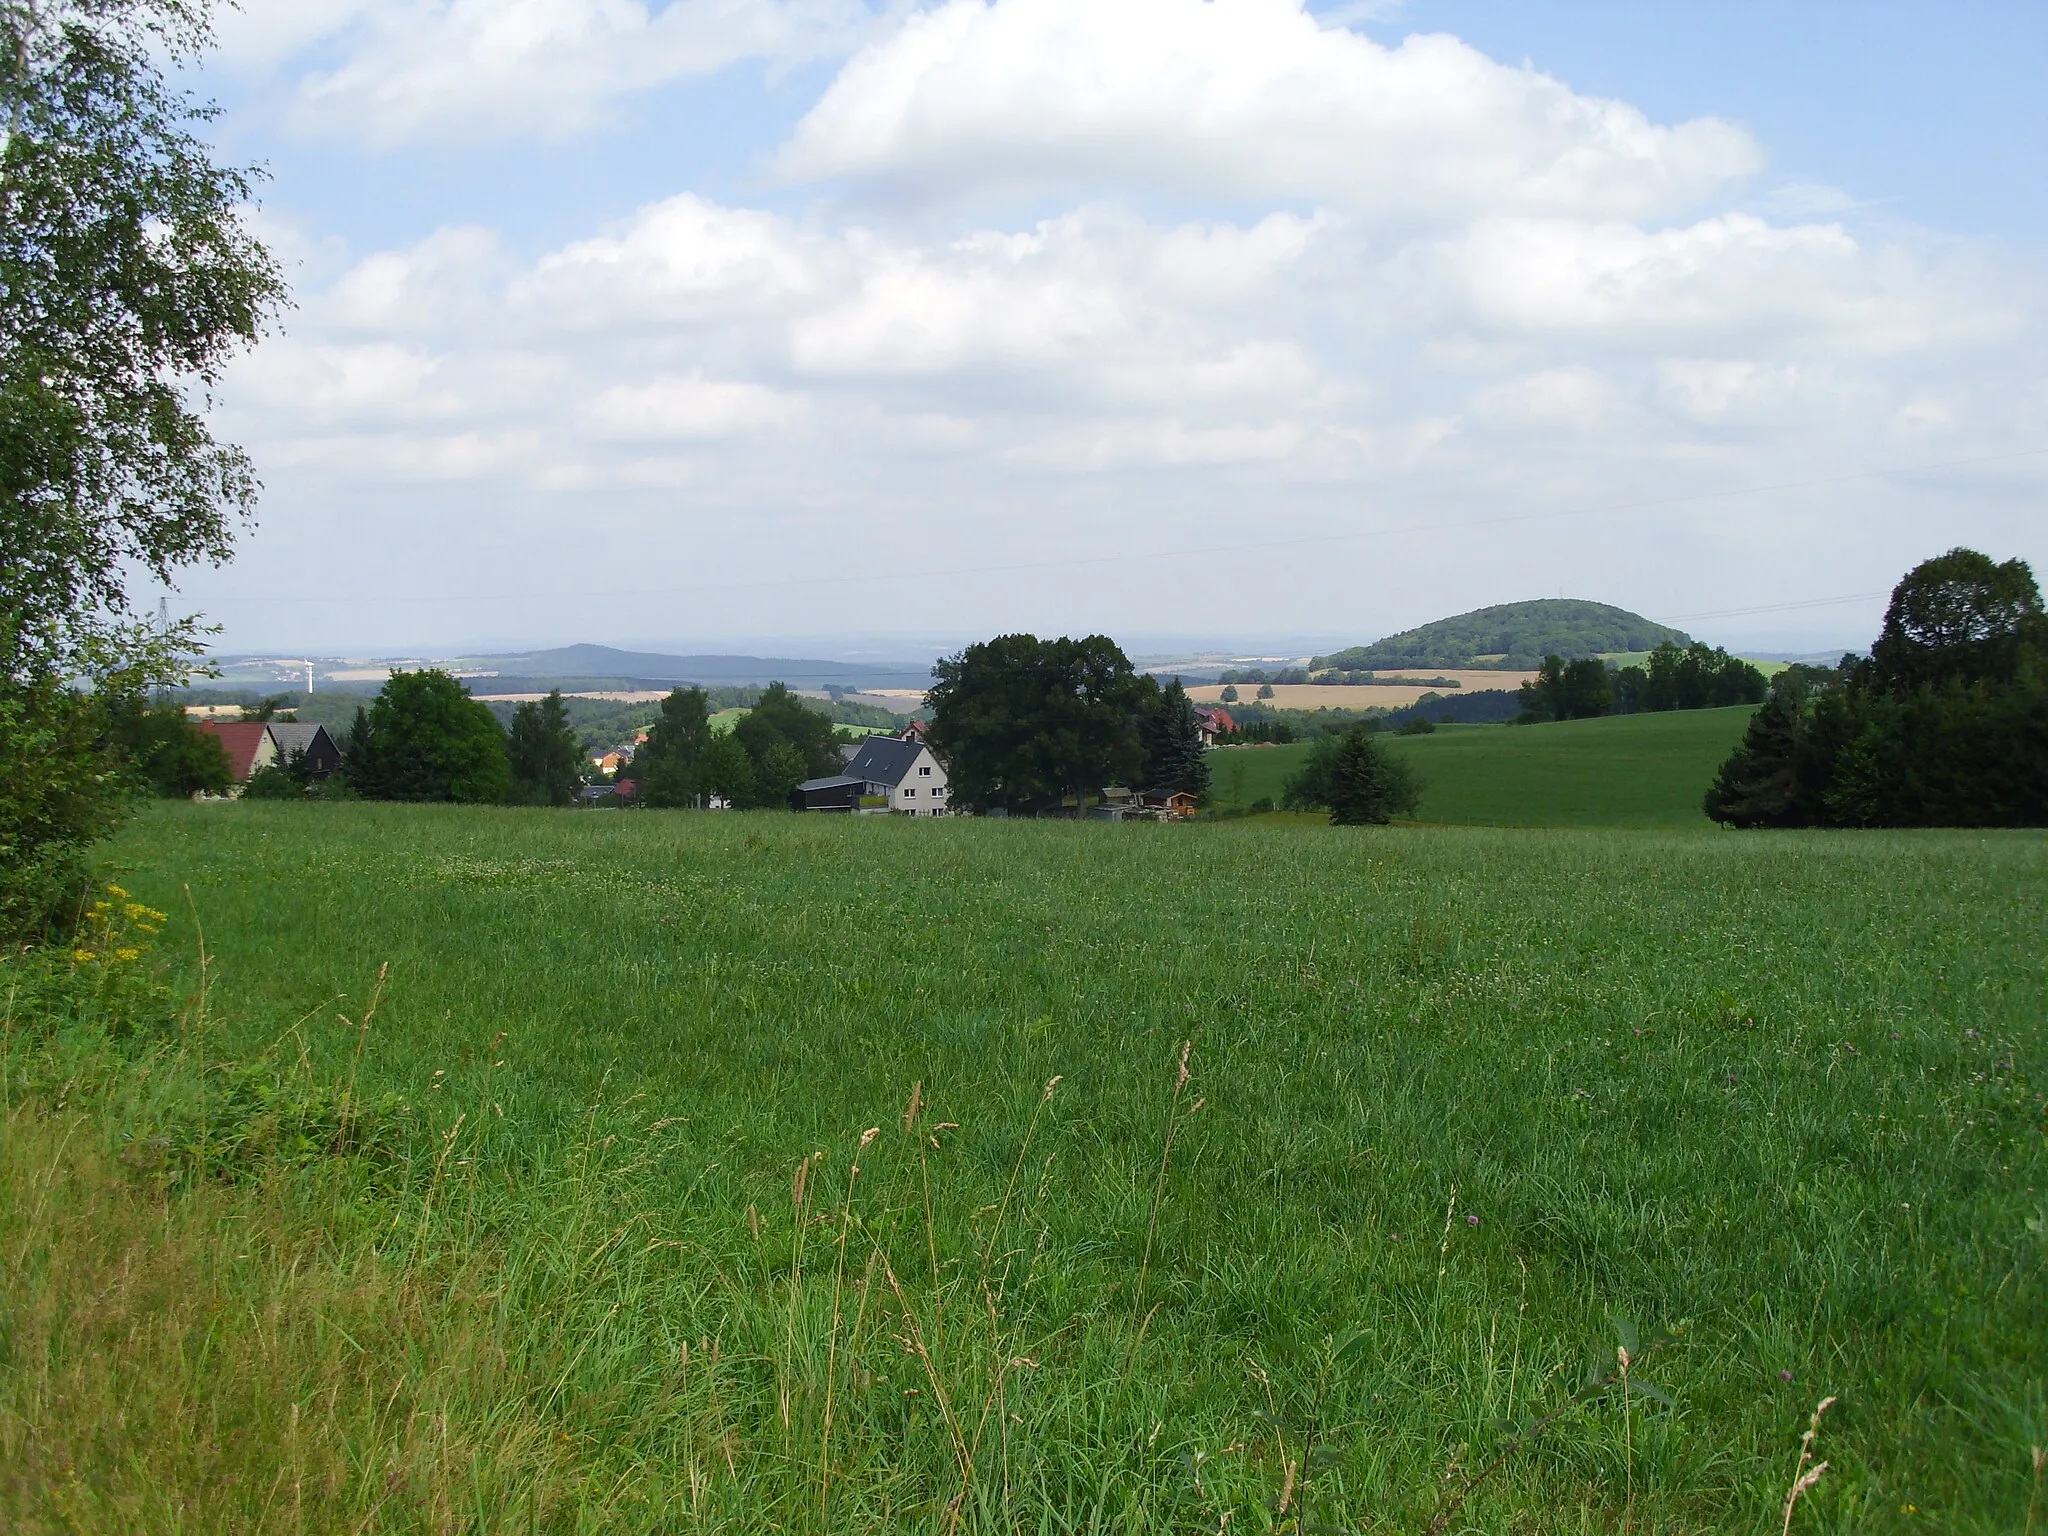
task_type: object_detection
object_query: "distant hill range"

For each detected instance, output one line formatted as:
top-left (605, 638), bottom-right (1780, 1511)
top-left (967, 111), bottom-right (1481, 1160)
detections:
top-left (1314, 601), bottom-right (1693, 672)
top-left (469, 644), bottom-right (934, 691)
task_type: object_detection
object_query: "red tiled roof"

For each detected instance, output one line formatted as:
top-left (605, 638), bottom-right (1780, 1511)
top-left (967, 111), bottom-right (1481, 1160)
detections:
top-left (198, 720), bottom-right (271, 780)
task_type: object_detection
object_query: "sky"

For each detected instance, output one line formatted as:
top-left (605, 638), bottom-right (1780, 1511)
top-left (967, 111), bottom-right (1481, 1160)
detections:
top-left (156, 0), bottom-right (2047, 659)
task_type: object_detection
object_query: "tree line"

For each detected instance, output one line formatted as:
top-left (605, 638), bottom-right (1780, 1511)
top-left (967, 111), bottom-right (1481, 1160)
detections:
top-left (1706, 549), bottom-right (2046, 828)
top-left (332, 675), bottom-right (862, 810)
top-left (1517, 643), bottom-right (1768, 723)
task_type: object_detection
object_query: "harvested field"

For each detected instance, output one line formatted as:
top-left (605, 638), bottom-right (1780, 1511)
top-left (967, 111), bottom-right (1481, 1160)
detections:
top-left (1188, 671), bottom-right (1539, 711)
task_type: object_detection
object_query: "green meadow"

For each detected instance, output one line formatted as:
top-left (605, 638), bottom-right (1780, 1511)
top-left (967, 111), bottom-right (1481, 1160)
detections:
top-left (4, 802), bottom-right (2043, 1533)
top-left (1212, 707), bottom-right (1759, 826)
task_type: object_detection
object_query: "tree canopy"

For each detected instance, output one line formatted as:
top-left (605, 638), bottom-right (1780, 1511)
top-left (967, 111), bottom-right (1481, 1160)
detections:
top-left (0, 0), bottom-right (281, 931)
top-left (1315, 600), bottom-right (1691, 673)
top-left (632, 687), bottom-right (714, 808)
top-left (2, 0), bottom-right (284, 682)
top-left (507, 690), bottom-right (583, 806)
top-left (1327, 727), bottom-right (1422, 825)
top-left (926, 635), bottom-right (1156, 815)
top-left (730, 682), bottom-right (844, 809)
top-left (1282, 725), bottom-right (1421, 823)
top-left (627, 682), bottom-right (845, 810)
top-left (1706, 549), bottom-right (2047, 829)
top-left (1140, 678), bottom-right (1210, 800)
top-left (103, 695), bottom-right (229, 796)
top-left (342, 672), bottom-right (511, 805)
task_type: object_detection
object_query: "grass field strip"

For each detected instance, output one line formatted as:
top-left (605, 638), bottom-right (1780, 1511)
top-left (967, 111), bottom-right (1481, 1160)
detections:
top-left (2, 805), bottom-right (2043, 1532)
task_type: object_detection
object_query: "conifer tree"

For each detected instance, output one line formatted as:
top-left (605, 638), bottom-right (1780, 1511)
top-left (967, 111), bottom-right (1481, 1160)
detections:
top-left (1141, 679), bottom-right (1211, 798)
top-left (1327, 726), bottom-right (1421, 825)
top-left (508, 689), bottom-right (582, 806)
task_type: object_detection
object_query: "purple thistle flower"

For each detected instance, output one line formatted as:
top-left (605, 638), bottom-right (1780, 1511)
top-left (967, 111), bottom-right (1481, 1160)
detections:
top-left (1466, 1214), bottom-right (1480, 1226)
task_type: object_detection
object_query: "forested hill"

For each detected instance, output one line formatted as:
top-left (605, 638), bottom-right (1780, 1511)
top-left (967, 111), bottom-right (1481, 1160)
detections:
top-left (1315, 600), bottom-right (1693, 671)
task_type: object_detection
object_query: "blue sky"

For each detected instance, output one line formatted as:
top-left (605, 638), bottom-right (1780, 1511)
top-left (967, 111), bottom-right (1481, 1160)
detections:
top-left (168, 0), bottom-right (2047, 657)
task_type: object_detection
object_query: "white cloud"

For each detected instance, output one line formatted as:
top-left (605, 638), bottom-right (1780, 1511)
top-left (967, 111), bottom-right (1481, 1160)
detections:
top-left (777, 0), bottom-right (1762, 219)
top-left (1471, 366), bottom-right (1618, 433)
top-left (222, 185), bottom-right (2025, 503)
top-left (273, 0), bottom-right (874, 146)
top-left (1430, 214), bottom-right (2017, 354)
top-left (193, 3), bottom-right (2045, 650)
top-left (583, 374), bottom-right (809, 438)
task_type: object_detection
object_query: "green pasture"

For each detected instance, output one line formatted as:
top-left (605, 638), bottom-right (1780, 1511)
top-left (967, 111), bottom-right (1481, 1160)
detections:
top-left (1211, 706), bottom-right (1758, 826)
top-left (1602, 654), bottom-right (1791, 677)
top-left (29, 801), bottom-right (2043, 1533)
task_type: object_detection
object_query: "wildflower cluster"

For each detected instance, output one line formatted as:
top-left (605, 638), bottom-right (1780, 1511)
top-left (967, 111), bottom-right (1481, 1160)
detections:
top-left (69, 885), bottom-right (166, 970)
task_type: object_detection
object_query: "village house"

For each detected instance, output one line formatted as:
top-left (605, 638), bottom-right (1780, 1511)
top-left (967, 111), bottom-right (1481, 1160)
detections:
top-left (798, 733), bottom-right (951, 815)
top-left (198, 720), bottom-right (276, 788)
top-left (197, 720), bottom-right (345, 794)
top-left (1193, 706), bottom-right (1235, 746)
top-left (266, 722), bottom-right (343, 778)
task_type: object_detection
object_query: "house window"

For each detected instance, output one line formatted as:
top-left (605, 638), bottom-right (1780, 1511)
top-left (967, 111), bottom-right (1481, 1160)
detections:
top-left (904, 787), bottom-right (916, 797)
top-left (919, 765), bottom-right (932, 776)
top-left (933, 787), bottom-right (946, 797)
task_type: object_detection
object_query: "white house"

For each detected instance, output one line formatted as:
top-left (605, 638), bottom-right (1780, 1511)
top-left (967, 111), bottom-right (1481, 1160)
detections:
top-left (797, 734), bottom-right (952, 815)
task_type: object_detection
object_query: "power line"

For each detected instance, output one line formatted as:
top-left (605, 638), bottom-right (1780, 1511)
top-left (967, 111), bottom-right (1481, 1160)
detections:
top-left (1654, 591), bottom-right (1888, 623)
top-left (196, 442), bottom-right (2048, 608)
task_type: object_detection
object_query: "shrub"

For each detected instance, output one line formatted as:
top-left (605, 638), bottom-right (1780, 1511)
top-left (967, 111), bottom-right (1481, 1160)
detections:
top-left (0, 681), bottom-right (126, 937)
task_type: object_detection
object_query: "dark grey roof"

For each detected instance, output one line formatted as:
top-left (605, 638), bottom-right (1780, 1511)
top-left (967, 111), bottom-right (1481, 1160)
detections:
top-left (797, 774), bottom-right (863, 793)
top-left (267, 723), bottom-right (334, 754)
top-left (843, 735), bottom-right (924, 788)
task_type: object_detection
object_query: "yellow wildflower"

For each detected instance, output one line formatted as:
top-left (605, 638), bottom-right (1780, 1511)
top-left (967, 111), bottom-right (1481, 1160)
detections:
top-left (124, 903), bottom-right (148, 920)
top-left (114, 948), bottom-right (141, 963)
top-left (72, 949), bottom-right (97, 964)
top-left (105, 884), bottom-right (128, 899)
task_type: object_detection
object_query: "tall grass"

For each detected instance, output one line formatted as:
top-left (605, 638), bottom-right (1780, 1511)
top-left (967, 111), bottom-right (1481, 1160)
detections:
top-left (1, 801), bottom-right (2043, 1531)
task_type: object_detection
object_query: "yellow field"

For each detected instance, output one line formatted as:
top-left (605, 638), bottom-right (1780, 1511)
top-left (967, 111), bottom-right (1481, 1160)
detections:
top-left (1187, 671), bottom-right (1538, 711)
top-left (472, 689), bottom-right (672, 704)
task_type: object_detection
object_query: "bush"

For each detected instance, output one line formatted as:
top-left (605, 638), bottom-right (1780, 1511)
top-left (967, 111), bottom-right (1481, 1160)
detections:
top-left (103, 698), bottom-right (233, 797)
top-left (240, 764), bottom-right (307, 800)
top-left (0, 682), bottom-right (127, 938)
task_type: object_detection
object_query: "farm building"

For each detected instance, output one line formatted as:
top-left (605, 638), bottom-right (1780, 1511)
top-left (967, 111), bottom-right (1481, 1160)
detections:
top-left (1193, 707), bottom-right (1235, 746)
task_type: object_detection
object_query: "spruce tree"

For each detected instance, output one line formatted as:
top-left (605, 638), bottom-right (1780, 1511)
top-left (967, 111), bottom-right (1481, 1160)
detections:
top-left (1327, 726), bottom-right (1421, 825)
top-left (508, 689), bottom-right (582, 806)
top-left (1142, 679), bottom-right (1211, 798)
top-left (1702, 682), bottom-right (1807, 827)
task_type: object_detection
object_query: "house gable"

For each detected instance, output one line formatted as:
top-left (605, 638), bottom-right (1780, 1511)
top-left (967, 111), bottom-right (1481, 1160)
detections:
top-left (198, 721), bottom-right (277, 782)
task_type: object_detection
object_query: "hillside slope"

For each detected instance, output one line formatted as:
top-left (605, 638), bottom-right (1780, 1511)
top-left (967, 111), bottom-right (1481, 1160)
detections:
top-left (1316, 599), bottom-right (1691, 671)
top-left (1209, 705), bottom-right (1755, 826)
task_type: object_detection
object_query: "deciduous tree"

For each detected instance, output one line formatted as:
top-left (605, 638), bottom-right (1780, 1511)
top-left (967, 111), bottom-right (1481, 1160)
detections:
top-left (1, 0), bottom-right (282, 929)
top-left (341, 671), bottom-right (510, 805)
top-left (926, 634), bottom-right (1154, 815)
